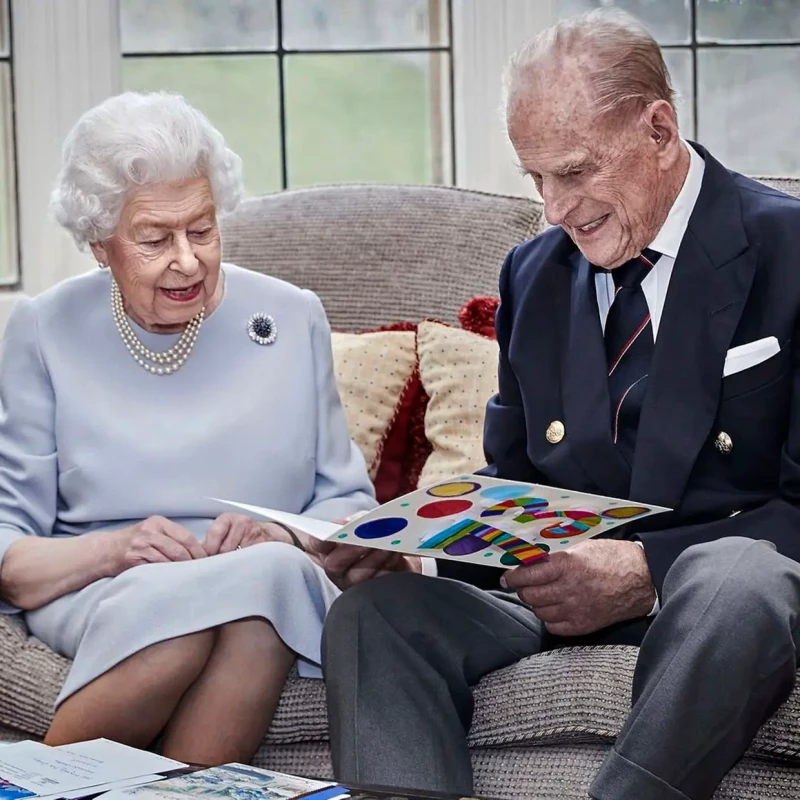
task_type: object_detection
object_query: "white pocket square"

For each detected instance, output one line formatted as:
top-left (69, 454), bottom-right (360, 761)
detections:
top-left (723, 336), bottom-right (780, 377)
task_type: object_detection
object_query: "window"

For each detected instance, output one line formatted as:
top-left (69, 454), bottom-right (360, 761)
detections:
top-left (120, 0), bottom-right (454, 195)
top-left (0, 0), bottom-right (17, 285)
top-left (558, 0), bottom-right (800, 176)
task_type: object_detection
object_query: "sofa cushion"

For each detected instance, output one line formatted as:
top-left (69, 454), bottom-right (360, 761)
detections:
top-left (458, 295), bottom-right (500, 339)
top-left (259, 644), bottom-right (800, 763)
top-left (416, 321), bottom-right (499, 487)
top-left (331, 329), bottom-right (417, 481)
top-left (220, 185), bottom-right (545, 332)
top-left (0, 615), bottom-right (69, 737)
top-left (3, 615), bottom-right (800, 770)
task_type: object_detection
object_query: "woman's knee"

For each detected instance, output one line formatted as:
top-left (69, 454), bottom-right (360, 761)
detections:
top-left (216, 617), bottom-right (291, 659)
top-left (138, 629), bottom-right (217, 681)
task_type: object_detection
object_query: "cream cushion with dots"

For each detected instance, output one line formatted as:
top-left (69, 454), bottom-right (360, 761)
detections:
top-left (331, 329), bottom-right (418, 480)
top-left (416, 320), bottom-right (499, 487)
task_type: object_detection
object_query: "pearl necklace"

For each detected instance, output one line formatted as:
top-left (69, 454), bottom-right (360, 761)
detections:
top-left (111, 281), bottom-right (205, 375)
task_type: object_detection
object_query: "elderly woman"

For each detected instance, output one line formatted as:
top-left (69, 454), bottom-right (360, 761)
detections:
top-left (0, 91), bottom-right (379, 764)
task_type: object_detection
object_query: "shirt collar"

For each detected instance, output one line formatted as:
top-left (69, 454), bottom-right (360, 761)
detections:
top-left (648, 140), bottom-right (705, 259)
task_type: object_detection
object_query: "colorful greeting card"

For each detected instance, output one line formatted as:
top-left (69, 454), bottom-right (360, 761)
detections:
top-left (213, 475), bottom-right (670, 569)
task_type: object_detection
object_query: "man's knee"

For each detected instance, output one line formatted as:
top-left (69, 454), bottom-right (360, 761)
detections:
top-left (667, 536), bottom-right (800, 625)
top-left (325, 573), bottom-right (425, 632)
top-left (323, 573), bottom-right (430, 661)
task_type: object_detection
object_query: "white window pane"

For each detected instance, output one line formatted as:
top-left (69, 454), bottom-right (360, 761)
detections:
top-left (698, 48), bottom-right (800, 176)
top-left (120, 0), bottom-right (277, 54)
top-left (285, 53), bottom-right (452, 187)
top-left (122, 56), bottom-right (282, 194)
top-left (0, 63), bottom-right (17, 284)
top-left (557, 0), bottom-right (691, 45)
top-left (0, 0), bottom-right (8, 57)
top-left (663, 48), bottom-right (694, 138)
top-left (698, 0), bottom-right (800, 44)
top-left (283, 0), bottom-right (449, 50)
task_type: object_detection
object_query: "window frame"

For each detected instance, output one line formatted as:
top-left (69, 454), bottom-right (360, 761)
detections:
top-left (120, 0), bottom-right (457, 189)
top-left (0, 0), bottom-right (120, 333)
top-left (4, 0), bottom-right (798, 334)
top-left (0, 0), bottom-right (19, 288)
top-left (452, 0), bottom-right (800, 197)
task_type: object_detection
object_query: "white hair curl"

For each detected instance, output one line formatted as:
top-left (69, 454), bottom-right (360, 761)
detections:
top-left (51, 91), bottom-right (244, 248)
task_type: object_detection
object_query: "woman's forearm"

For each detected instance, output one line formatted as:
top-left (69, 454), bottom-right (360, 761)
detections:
top-left (0, 531), bottom-right (123, 611)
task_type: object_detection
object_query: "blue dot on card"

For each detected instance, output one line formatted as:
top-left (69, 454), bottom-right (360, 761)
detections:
top-left (337, 533), bottom-right (348, 539)
top-left (400, 502), bottom-right (410, 507)
top-left (480, 485), bottom-right (532, 501)
top-left (354, 517), bottom-right (408, 540)
top-left (560, 540), bottom-right (569, 545)
top-left (484, 551), bottom-right (494, 558)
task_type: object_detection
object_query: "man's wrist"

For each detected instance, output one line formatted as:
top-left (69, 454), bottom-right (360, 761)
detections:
top-left (632, 540), bottom-right (659, 617)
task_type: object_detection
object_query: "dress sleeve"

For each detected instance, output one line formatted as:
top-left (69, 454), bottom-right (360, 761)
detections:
top-left (301, 291), bottom-right (377, 521)
top-left (0, 297), bottom-right (58, 610)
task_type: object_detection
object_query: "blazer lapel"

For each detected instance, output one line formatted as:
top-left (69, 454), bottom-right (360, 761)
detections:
top-left (630, 147), bottom-right (757, 508)
top-left (562, 253), bottom-right (632, 498)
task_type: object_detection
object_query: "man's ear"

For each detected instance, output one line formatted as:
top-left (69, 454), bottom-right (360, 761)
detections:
top-left (644, 99), bottom-right (680, 149)
top-left (89, 241), bottom-right (108, 265)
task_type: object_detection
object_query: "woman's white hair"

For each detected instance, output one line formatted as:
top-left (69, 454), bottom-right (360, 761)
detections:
top-left (504, 8), bottom-right (676, 123)
top-left (51, 91), bottom-right (244, 248)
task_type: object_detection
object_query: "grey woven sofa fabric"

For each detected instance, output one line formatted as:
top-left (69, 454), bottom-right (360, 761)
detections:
top-left (220, 184), bottom-right (545, 331)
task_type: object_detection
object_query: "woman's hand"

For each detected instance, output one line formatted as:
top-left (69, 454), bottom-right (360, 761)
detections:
top-left (306, 539), bottom-right (422, 591)
top-left (202, 513), bottom-right (298, 556)
top-left (113, 516), bottom-right (207, 572)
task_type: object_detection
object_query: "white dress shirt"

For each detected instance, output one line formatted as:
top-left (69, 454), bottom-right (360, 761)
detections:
top-left (595, 142), bottom-right (705, 616)
top-left (595, 142), bottom-right (705, 339)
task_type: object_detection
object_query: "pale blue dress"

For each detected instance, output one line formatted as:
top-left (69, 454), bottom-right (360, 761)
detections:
top-left (0, 264), bottom-right (376, 706)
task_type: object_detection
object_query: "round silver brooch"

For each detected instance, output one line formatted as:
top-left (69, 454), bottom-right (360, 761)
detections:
top-left (247, 313), bottom-right (277, 345)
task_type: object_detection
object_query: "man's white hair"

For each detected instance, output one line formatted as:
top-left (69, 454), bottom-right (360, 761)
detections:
top-left (504, 8), bottom-right (676, 123)
top-left (51, 91), bottom-right (244, 248)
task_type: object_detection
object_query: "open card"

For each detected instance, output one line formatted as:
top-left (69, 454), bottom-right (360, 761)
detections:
top-left (212, 475), bottom-right (670, 569)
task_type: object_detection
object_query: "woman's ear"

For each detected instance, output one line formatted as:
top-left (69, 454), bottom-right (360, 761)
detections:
top-left (89, 241), bottom-right (108, 266)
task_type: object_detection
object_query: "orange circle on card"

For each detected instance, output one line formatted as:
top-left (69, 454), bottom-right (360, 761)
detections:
top-left (427, 481), bottom-right (481, 498)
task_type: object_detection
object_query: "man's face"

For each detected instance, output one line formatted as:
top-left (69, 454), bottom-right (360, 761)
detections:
top-left (508, 68), bottom-right (672, 269)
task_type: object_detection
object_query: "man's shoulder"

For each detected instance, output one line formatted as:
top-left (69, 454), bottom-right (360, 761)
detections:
top-left (729, 172), bottom-right (800, 232)
top-left (506, 225), bottom-right (576, 279)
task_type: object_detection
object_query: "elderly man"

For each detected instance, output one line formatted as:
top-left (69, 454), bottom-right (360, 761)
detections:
top-left (316, 10), bottom-right (800, 800)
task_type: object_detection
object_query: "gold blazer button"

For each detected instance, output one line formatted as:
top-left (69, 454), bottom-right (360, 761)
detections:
top-left (546, 420), bottom-right (565, 444)
top-left (715, 431), bottom-right (733, 454)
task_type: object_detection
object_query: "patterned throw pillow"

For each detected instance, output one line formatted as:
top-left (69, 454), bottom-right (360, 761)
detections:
top-left (331, 328), bottom-right (418, 481)
top-left (416, 320), bottom-right (500, 487)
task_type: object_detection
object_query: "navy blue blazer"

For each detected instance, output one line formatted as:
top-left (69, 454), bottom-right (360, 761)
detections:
top-left (449, 145), bottom-right (800, 596)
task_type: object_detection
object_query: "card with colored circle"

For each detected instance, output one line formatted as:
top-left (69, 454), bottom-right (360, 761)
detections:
top-left (211, 477), bottom-right (670, 569)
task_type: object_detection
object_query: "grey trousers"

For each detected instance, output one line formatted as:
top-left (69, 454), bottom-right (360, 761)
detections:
top-left (321, 537), bottom-right (800, 800)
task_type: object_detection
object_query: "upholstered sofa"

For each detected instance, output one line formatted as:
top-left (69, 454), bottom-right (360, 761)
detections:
top-left (3, 181), bottom-right (800, 799)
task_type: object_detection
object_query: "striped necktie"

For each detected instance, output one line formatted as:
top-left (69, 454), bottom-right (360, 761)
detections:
top-left (602, 248), bottom-right (660, 462)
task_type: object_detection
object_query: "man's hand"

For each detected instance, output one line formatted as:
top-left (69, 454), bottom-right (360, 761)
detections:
top-left (501, 539), bottom-right (656, 637)
top-left (306, 539), bottom-right (421, 590)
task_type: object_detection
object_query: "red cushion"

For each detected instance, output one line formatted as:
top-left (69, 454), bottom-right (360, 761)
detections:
top-left (373, 368), bottom-right (428, 503)
top-left (340, 322), bottom-right (430, 503)
top-left (458, 295), bottom-right (500, 340)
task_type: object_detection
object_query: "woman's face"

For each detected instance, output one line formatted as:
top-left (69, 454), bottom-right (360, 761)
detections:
top-left (91, 177), bottom-right (222, 332)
